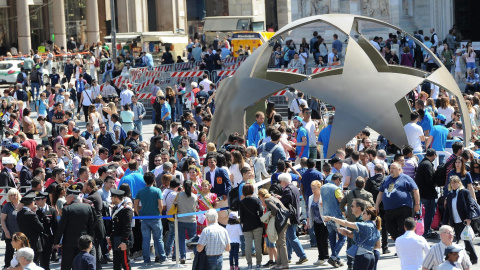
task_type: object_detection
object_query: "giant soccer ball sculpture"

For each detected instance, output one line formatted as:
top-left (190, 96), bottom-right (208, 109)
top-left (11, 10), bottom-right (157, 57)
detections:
top-left (209, 14), bottom-right (471, 157)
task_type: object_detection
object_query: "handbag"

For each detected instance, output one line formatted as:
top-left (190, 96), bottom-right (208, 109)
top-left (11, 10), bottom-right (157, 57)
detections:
top-left (471, 200), bottom-right (480, 220)
top-left (167, 193), bottom-right (179, 222)
top-left (267, 216), bottom-right (278, 243)
top-left (460, 225), bottom-right (476, 241)
top-left (346, 233), bottom-right (369, 258)
top-left (274, 202), bottom-right (290, 233)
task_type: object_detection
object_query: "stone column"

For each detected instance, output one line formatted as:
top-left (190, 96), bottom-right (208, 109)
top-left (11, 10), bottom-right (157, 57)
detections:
top-left (277, 0), bottom-right (291, 29)
top-left (52, 0), bottom-right (66, 50)
top-left (16, 0), bottom-right (31, 54)
top-left (86, 0), bottom-right (100, 45)
top-left (117, 0), bottom-right (129, 32)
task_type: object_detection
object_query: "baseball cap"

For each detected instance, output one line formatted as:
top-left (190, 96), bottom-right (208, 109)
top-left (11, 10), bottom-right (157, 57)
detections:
top-left (73, 127), bottom-right (80, 133)
top-left (125, 60), bottom-right (131, 64)
top-left (8, 143), bottom-right (20, 150)
top-left (436, 114), bottom-right (446, 121)
top-left (229, 212), bottom-right (239, 219)
top-left (444, 245), bottom-right (463, 256)
top-left (293, 116), bottom-right (303, 122)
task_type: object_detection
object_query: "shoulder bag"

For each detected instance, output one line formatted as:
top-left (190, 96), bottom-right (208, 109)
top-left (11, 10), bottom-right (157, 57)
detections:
top-left (346, 232), bottom-right (369, 258)
top-left (167, 193), bottom-right (180, 222)
top-left (274, 202), bottom-right (290, 233)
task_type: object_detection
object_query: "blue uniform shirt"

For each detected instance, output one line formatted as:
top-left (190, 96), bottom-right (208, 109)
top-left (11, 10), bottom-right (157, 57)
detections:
top-left (161, 102), bottom-right (171, 120)
top-left (430, 125), bottom-right (449, 151)
top-left (318, 125), bottom-right (332, 158)
top-left (419, 113), bottom-right (434, 134)
top-left (296, 126), bottom-right (309, 158)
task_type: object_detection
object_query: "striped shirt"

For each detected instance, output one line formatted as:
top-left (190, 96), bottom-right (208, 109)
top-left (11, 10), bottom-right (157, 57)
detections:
top-left (198, 223), bottom-right (230, 256)
top-left (422, 242), bottom-right (471, 270)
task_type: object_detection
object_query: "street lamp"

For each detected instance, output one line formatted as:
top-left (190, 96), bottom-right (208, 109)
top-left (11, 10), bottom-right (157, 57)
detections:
top-left (111, 0), bottom-right (117, 59)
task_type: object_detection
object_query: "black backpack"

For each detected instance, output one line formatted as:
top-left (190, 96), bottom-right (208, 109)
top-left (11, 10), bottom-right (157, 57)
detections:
top-left (434, 158), bottom-right (455, 187)
top-left (228, 181), bottom-right (245, 211)
top-left (269, 181), bottom-right (283, 196)
top-left (16, 72), bottom-right (24, 83)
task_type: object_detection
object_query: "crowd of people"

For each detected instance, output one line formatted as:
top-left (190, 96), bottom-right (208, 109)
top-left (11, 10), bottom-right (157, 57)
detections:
top-left (0, 26), bottom-right (480, 270)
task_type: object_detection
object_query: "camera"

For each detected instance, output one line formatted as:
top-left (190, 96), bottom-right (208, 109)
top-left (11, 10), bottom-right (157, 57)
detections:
top-left (103, 94), bottom-right (120, 103)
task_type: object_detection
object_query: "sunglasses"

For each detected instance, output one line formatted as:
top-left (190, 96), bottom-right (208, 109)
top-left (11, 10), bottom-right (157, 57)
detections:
top-left (155, 159), bottom-right (161, 162)
top-left (474, 166), bottom-right (480, 169)
top-left (100, 126), bottom-right (106, 129)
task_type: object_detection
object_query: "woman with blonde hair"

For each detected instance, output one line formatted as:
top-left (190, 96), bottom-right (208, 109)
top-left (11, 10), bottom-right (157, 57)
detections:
top-left (307, 180), bottom-right (329, 266)
top-left (246, 146), bottom-right (269, 182)
top-left (88, 104), bottom-right (102, 133)
top-left (443, 175), bottom-right (478, 262)
top-left (258, 188), bottom-right (289, 269)
top-left (102, 101), bottom-right (117, 133)
top-left (425, 98), bottom-right (437, 116)
top-left (188, 165), bottom-right (204, 192)
top-left (1, 188), bottom-right (21, 268)
top-left (465, 100), bottom-right (476, 121)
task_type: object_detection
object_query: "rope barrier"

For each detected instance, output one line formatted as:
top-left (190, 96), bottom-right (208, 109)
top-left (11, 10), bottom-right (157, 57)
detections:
top-left (102, 206), bottom-right (230, 220)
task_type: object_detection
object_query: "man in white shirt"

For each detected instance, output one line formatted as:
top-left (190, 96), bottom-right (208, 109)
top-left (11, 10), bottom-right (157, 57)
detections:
top-left (289, 92), bottom-right (308, 115)
top-left (404, 112), bottom-right (425, 153)
top-left (396, 217), bottom-right (430, 270)
top-left (88, 52), bottom-right (96, 80)
top-left (328, 48), bottom-right (338, 65)
top-left (92, 147), bottom-right (109, 165)
top-left (370, 36), bottom-right (381, 51)
top-left (120, 85), bottom-right (134, 106)
top-left (199, 74), bottom-right (213, 91)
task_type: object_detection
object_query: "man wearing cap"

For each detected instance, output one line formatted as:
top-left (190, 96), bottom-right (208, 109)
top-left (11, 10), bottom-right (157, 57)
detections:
top-left (120, 85), bottom-right (134, 107)
top-left (416, 148), bottom-right (439, 239)
top-left (426, 114), bottom-right (449, 161)
top-left (422, 225), bottom-right (473, 269)
top-left (247, 112), bottom-right (266, 148)
top-left (35, 191), bottom-right (58, 270)
top-left (438, 245), bottom-right (465, 270)
top-left (125, 130), bottom-right (140, 152)
top-left (293, 116), bottom-right (309, 161)
top-left (103, 58), bottom-right (114, 82)
top-left (109, 188), bottom-right (133, 270)
top-left (17, 192), bottom-right (44, 264)
top-left (54, 188), bottom-right (95, 270)
top-left (0, 156), bottom-right (16, 188)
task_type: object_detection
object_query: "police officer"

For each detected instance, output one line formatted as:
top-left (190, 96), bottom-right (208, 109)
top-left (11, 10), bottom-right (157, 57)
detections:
top-left (53, 188), bottom-right (95, 270)
top-left (108, 189), bottom-right (133, 270)
top-left (16, 192), bottom-right (43, 264)
top-left (35, 191), bottom-right (58, 270)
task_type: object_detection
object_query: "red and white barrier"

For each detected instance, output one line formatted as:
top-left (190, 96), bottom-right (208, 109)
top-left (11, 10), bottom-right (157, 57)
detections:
top-left (216, 70), bottom-right (236, 77)
top-left (137, 93), bottom-right (153, 99)
top-left (170, 71), bottom-right (205, 78)
top-left (270, 68), bottom-right (299, 73)
top-left (174, 62), bottom-right (195, 71)
top-left (309, 67), bottom-right (333, 75)
top-left (273, 89), bottom-right (287, 96)
top-left (223, 57), bottom-right (237, 66)
top-left (0, 188), bottom-right (7, 206)
top-left (133, 77), bottom-right (155, 93)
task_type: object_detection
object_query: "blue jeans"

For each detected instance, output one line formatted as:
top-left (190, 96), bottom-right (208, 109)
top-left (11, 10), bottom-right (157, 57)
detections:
top-left (420, 198), bottom-right (437, 236)
top-left (229, 243), bottom-right (239, 267)
top-left (346, 237), bottom-right (354, 266)
top-left (175, 98), bottom-right (183, 121)
top-left (165, 221), bottom-right (175, 257)
top-left (175, 222), bottom-right (196, 259)
top-left (354, 252), bottom-right (375, 270)
top-left (133, 120), bottom-right (143, 141)
top-left (326, 220), bottom-right (346, 260)
top-left (206, 255), bottom-right (223, 270)
top-left (286, 224), bottom-right (306, 260)
top-left (31, 82), bottom-right (40, 98)
top-left (151, 109), bottom-right (156, 124)
top-left (103, 71), bottom-right (112, 83)
top-left (140, 219), bottom-right (166, 263)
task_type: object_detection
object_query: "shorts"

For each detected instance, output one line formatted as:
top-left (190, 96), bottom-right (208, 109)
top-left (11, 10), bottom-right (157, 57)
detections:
top-left (287, 110), bottom-right (294, 120)
top-left (266, 237), bottom-right (276, 248)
